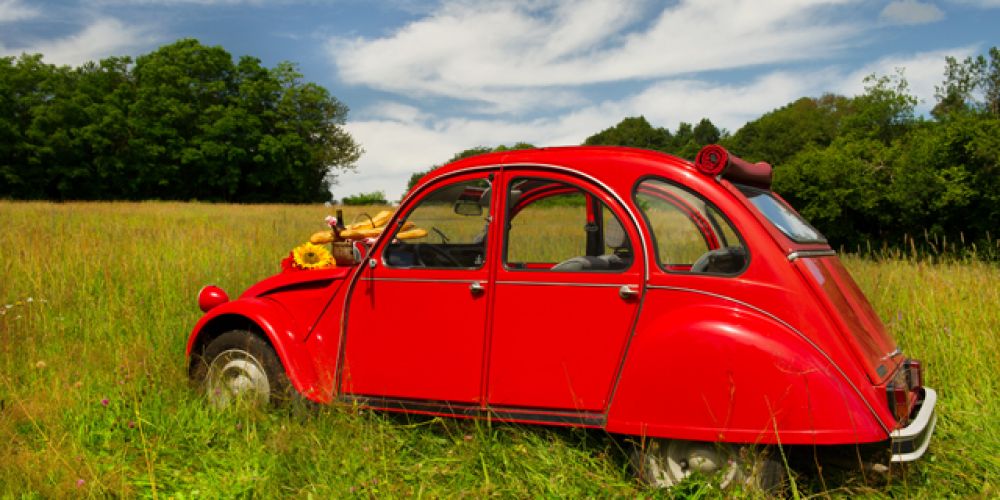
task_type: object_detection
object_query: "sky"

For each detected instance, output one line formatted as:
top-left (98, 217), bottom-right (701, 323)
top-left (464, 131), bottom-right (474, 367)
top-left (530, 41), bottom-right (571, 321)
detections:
top-left (2, 1), bottom-right (998, 200)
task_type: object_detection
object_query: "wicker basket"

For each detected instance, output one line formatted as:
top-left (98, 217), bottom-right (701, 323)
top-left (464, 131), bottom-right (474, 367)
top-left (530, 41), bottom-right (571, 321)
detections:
top-left (331, 241), bottom-right (356, 266)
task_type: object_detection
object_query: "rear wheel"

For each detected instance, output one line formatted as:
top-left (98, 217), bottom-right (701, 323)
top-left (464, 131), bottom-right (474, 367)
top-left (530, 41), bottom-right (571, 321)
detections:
top-left (191, 330), bottom-right (294, 407)
top-left (632, 438), bottom-right (787, 492)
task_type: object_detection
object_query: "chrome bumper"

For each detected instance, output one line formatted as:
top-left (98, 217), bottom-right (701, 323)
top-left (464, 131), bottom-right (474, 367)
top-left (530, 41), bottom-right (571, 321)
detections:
top-left (890, 387), bottom-right (937, 462)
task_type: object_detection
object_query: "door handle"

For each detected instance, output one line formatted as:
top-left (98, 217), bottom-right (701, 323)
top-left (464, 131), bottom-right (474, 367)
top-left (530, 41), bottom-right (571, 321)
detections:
top-left (470, 281), bottom-right (485, 295)
top-left (618, 285), bottom-right (639, 300)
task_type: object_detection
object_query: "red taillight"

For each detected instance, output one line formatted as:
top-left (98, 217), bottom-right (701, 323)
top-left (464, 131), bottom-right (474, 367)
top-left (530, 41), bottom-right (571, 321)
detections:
top-left (886, 382), bottom-right (910, 422)
top-left (905, 359), bottom-right (923, 389)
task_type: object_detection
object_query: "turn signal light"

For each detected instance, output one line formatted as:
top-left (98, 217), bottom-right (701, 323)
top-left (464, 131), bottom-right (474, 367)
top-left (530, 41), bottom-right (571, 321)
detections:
top-left (198, 285), bottom-right (229, 312)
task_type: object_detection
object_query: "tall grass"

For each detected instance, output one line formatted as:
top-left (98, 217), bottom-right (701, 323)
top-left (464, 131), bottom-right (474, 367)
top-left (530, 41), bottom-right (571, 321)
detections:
top-left (0, 201), bottom-right (997, 496)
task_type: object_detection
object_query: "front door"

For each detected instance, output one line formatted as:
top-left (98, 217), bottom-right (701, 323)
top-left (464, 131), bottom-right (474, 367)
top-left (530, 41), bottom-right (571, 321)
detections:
top-left (341, 173), bottom-right (495, 403)
top-left (487, 172), bottom-right (644, 412)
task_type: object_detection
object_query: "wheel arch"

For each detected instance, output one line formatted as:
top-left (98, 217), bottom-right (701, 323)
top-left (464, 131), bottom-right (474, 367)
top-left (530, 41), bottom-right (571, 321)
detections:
top-left (187, 299), bottom-right (327, 402)
top-left (606, 300), bottom-right (889, 445)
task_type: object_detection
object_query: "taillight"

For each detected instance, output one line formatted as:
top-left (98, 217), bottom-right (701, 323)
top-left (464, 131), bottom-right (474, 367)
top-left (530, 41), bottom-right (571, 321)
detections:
top-left (886, 382), bottom-right (910, 423)
top-left (905, 359), bottom-right (923, 389)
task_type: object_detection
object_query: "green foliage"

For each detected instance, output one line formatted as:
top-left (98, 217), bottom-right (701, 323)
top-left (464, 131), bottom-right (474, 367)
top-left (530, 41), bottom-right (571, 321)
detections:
top-left (723, 94), bottom-right (851, 164)
top-left (341, 190), bottom-right (388, 206)
top-left (583, 115), bottom-right (724, 160)
top-left (0, 39), bottom-right (361, 202)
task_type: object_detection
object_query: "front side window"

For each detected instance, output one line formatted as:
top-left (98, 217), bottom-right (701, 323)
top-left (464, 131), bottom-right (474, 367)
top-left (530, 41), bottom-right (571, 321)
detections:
top-left (504, 178), bottom-right (633, 272)
top-left (384, 177), bottom-right (491, 269)
top-left (635, 178), bottom-right (747, 275)
top-left (738, 186), bottom-right (826, 243)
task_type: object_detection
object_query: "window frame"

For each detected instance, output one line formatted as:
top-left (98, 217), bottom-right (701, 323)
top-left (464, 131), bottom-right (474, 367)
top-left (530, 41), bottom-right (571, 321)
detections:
top-left (632, 176), bottom-right (751, 277)
top-left (381, 173), bottom-right (494, 271)
top-left (501, 175), bottom-right (636, 274)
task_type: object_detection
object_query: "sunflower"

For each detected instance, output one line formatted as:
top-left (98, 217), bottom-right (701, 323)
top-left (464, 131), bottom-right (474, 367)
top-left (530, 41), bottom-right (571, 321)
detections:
top-left (291, 242), bottom-right (335, 270)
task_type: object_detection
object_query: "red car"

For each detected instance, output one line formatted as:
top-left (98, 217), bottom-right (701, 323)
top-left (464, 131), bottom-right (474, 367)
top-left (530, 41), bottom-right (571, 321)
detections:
top-left (187, 145), bottom-right (936, 489)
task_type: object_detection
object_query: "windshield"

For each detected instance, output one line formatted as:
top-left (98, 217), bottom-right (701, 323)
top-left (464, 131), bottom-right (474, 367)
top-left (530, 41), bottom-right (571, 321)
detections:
top-left (739, 186), bottom-right (826, 243)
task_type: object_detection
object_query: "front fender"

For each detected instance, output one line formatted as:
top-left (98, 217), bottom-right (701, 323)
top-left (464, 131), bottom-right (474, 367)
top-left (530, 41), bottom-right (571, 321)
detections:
top-left (606, 300), bottom-right (889, 445)
top-left (186, 297), bottom-right (328, 403)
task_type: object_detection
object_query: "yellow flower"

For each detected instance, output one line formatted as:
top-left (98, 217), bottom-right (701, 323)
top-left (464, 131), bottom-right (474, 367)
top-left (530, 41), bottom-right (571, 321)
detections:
top-left (292, 242), bottom-right (335, 270)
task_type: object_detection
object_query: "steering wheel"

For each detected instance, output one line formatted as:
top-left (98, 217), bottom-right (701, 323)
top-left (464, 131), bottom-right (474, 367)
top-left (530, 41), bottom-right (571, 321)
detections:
top-left (415, 243), bottom-right (463, 268)
top-left (432, 226), bottom-right (450, 244)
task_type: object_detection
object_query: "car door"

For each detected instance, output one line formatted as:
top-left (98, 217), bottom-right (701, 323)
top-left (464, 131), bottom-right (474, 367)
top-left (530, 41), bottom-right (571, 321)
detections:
top-left (486, 171), bottom-right (644, 413)
top-left (340, 172), bottom-right (495, 404)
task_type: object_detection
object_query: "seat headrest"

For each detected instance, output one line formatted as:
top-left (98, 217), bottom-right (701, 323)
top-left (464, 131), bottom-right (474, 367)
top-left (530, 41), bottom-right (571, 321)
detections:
top-left (604, 216), bottom-right (626, 249)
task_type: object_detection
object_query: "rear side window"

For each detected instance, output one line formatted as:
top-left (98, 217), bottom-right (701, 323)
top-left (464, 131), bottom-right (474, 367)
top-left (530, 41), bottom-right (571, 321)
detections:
top-left (635, 179), bottom-right (747, 275)
top-left (738, 186), bottom-right (826, 243)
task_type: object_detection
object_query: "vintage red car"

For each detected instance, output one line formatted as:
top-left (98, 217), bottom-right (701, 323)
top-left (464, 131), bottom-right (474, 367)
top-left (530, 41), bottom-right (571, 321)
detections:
top-left (187, 145), bottom-right (936, 488)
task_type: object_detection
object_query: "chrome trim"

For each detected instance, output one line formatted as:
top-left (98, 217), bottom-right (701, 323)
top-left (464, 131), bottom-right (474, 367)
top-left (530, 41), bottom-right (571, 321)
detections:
top-left (881, 347), bottom-right (902, 361)
top-left (496, 280), bottom-right (628, 288)
top-left (891, 387), bottom-right (937, 462)
top-left (501, 162), bottom-right (651, 282)
top-left (787, 249), bottom-right (836, 261)
top-left (645, 284), bottom-right (890, 434)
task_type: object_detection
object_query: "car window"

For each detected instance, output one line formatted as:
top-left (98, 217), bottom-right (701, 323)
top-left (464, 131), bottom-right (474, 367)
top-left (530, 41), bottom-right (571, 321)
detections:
top-left (635, 178), bottom-right (747, 275)
top-left (504, 178), bottom-right (633, 272)
top-left (384, 177), bottom-right (491, 269)
top-left (738, 186), bottom-right (826, 243)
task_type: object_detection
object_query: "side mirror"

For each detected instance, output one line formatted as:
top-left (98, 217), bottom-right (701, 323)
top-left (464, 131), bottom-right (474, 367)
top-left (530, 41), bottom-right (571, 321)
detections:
top-left (454, 199), bottom-right (483, 216)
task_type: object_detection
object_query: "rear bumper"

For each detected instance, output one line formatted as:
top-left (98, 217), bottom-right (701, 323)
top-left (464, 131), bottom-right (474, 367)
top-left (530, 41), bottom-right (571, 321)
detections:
top-left (890, 387), bottom-right (937, 462)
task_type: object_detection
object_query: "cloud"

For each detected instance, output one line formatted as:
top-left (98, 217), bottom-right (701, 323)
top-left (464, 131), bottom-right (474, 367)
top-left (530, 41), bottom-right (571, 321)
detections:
top-left (0, 0), bottom-right (38, 23)
top-left (0, 18), bottom-right (157, 66)
top-left (329, 0), bottom-right (862, 114)
top-left (880, 1), bottom-right (945, 25)
top-left (947, 0), bottom-right (1000, 7)
top-left (837, 45), bottom-right (979, 111)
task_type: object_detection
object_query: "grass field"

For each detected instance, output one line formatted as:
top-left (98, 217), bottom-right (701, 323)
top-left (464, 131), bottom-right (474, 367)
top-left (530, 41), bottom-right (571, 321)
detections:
top-left (1, 201), bottom-right (997, 497)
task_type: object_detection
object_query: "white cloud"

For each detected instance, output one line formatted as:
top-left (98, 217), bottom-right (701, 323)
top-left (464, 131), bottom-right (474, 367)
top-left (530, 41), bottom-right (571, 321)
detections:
top-left (0, 0), bottom-right (38, 22)
top-left (0, 18), bottom-right (156, 66)
top-left (330, 0), bottom-right (862, 114)
top-left (336, 45), bottom-right (975, 200)
top-left (837, 45), bottom-right (979, 111)
top-left (880, 1), bottom-right (945, 25)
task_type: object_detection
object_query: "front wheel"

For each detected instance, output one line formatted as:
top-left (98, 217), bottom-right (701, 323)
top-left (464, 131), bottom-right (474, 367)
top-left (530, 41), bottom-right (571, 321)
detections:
top-left (191, 330), bottom-right (294, 407)
top-left (632, 438), bottom-right (787, 492)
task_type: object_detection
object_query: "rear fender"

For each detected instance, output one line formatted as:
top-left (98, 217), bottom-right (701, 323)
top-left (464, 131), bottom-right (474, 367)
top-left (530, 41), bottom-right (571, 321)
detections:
top-left (186, 298), bottom-right (329, 403)
top-left (606, 302), bottom-right (888, 445)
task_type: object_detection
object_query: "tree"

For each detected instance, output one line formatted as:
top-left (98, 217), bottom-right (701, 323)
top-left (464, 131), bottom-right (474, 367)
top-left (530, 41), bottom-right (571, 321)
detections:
top-left (584, 116), bottom-right (672, 151)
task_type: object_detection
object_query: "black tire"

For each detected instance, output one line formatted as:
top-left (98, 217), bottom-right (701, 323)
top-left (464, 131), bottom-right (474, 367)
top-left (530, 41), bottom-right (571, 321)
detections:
top-left (190, 330), bottom-right (295, 407)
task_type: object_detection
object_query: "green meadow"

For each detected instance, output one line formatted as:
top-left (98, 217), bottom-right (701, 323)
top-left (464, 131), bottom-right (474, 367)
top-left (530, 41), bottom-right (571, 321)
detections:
top-left (1, 201), bottom-right (997, 497)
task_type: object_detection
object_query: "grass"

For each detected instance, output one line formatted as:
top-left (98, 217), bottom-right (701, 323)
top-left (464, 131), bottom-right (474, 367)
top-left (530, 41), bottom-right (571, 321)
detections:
top-left (0, 200), bottom-right (997, 497)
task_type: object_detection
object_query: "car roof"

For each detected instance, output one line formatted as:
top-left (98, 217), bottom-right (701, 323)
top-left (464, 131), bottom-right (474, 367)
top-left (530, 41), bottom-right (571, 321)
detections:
top-left (415, 146), bottom-right (699, 193)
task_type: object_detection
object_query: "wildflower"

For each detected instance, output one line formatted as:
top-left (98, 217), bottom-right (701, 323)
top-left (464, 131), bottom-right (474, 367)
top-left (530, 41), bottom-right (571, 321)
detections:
top-left (4, 304), bottom-right (11, 309)
top-left (325, 215), bottom-right (338, 228)
top-left (26, 297), bottom-right (33, 303)
top-left (35, 360), bottom-right (46, 369)
top-left (101, 398), bottom-right (109, 407)
top-left (76, 479), bottom-right (85, 488)
top-left (463, 434), bottom-right (473, 441)
top-left (128, 421), bottom-right (136, 429)
top-left (235, 422), bottom-right (242, 430)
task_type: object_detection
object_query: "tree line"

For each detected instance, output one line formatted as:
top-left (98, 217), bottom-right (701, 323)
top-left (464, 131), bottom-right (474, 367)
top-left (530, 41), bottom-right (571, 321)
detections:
top-left (0, 39), bottom-right (361, 203)
top-left (422, 48), bottom-right (999, 253)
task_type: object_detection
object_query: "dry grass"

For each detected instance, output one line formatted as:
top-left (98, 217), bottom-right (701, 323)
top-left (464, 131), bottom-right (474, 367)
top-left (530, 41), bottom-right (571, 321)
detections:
top-left (0, 200), bottom-right (996, 497)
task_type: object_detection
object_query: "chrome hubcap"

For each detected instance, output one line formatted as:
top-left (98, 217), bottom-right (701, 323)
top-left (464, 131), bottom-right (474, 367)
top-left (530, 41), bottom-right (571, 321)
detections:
top-left (206, 349), bottom-right (270, 407)
top-left (643, 440), bottom-right (740, 488)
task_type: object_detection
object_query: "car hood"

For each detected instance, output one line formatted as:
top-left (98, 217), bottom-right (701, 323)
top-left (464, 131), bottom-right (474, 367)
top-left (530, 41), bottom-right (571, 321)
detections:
top-left (240, 267), bottom-right (353, 299)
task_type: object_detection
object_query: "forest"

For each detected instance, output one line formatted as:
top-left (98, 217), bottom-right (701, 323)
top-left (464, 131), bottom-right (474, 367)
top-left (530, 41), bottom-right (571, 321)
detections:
top-left (3, 40), bottom-right (998, 251)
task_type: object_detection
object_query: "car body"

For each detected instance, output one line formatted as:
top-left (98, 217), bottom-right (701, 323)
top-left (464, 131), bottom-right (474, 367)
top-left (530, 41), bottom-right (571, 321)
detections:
top-left (187, 145), bottom-right (936, 486)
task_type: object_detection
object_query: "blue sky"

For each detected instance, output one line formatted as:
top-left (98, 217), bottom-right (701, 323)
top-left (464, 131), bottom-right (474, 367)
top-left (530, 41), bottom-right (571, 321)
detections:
top-left (2, 0), bottom-right (998, 200)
